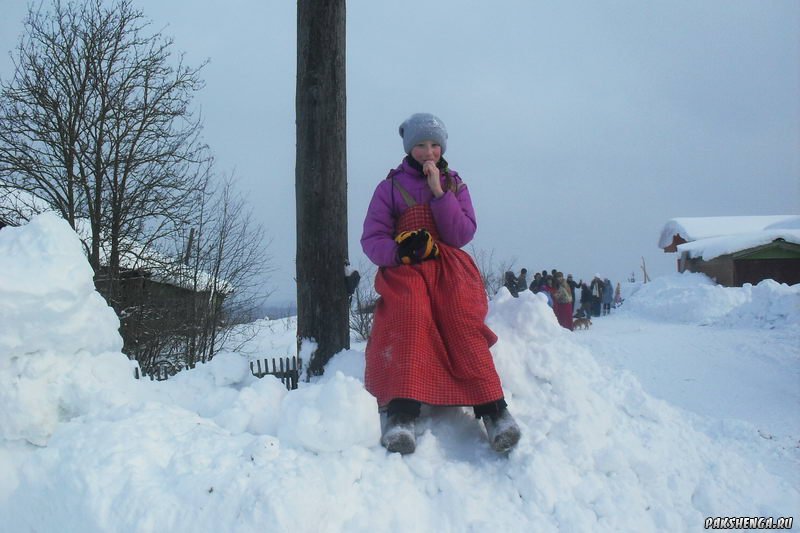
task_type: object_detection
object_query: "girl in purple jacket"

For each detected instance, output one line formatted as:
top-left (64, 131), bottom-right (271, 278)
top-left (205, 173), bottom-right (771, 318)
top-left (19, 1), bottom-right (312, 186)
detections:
top-left (361, 113), bottom-right (520, 455)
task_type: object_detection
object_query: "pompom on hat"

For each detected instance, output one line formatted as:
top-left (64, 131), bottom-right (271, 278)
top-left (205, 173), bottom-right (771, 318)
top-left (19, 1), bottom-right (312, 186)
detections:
top-left (398, 113), bottom-right (448, 154)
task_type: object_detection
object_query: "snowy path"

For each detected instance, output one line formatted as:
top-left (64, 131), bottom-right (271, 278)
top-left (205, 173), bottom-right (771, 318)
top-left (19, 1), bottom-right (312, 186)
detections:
top-left (572, 313), bottom-right (800, 437)
top-left (571, 311), bottom-right (800, 482)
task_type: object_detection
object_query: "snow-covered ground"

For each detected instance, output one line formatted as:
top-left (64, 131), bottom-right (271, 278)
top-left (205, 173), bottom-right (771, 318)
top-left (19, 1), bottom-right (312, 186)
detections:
top-left (1, 213), bottom-right (798, 532)
top-left (573, 275), bottom-right (799, 488)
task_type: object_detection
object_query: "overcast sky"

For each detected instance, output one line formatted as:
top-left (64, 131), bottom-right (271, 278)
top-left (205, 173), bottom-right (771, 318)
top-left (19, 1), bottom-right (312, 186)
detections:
top-left (1, 0), bottom-right (798, 305)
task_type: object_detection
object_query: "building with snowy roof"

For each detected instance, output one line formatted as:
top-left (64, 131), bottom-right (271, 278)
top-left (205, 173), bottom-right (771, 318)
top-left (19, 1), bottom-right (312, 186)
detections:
top-left (658, 215), bottom-right (800, 287)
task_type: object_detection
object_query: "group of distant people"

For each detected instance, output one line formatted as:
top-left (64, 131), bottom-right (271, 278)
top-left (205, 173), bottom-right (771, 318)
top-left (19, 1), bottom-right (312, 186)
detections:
top-left (503, 268), bottom-right (622, 331)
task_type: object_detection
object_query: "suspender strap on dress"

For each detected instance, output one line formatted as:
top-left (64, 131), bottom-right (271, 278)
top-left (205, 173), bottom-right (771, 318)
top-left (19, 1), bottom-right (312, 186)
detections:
top-left (392, 178), bottom-right (417, 208)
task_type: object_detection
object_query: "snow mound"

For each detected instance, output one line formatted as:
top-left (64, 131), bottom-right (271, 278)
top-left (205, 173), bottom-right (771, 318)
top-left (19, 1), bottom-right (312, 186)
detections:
top-left (620, 272), bottom-right (800, 328)
top-left (0, 214), bottom-right (134, 445)
top-left (716, 279), bottom-right (800, 329)
top-left (278, 371), bottom-right (381, 453)
top-left (0, 212), bottom-right (122, 356)
top-left (485, 292), bottom-right (797, 529)
top-left (319, 348), bottom-right (366, 381)
top-left (0, 349), bottom-right (138, 446)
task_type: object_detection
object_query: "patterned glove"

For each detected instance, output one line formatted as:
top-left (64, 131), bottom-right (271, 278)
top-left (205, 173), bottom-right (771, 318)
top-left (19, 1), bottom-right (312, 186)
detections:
top-left (395, 228), bottom-right (439, 265)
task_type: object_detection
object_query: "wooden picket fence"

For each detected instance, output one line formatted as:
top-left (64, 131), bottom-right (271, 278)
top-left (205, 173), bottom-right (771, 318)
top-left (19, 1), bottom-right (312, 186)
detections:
top-left (133, 357), bottom-right (303, 390)
top-left (250, 356), bottom-right (303, 391)
top-left (134, 361), bottom-right (178, 381)
top-left (133, 357), bottom-right (302, 390)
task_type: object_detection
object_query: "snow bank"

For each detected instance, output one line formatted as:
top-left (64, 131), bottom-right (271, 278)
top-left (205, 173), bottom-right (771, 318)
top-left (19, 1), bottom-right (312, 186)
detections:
top-left (0, 213), bottom-right (133, 445)
top-left (1, 215), bottom-right (797, 532)
top-left (0, 212), bottom-right (121, 356)
top-left (620, 272), bottom-right (800, 328)
top-left (278, 371), bottom-right (381, 453)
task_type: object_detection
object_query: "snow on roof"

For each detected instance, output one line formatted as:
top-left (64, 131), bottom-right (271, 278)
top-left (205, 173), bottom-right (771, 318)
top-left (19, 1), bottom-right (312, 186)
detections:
top-left (677, 228), bottom-right (800, 261)
top-left (658, 215), bottom-right (800, 253)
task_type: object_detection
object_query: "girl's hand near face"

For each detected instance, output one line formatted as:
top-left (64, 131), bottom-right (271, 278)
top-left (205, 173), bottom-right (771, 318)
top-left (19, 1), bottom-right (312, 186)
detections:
top-left (410, 141), bottom-right (444, 198)
top-left (423, 160), bottom-right (444, 198)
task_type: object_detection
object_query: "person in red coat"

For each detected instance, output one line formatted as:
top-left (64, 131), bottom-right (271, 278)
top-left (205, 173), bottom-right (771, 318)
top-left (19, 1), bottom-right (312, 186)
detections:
top-left (360, 113), bottom-right (521, 455)
top-left (552, 272), bottom-right (575, 330)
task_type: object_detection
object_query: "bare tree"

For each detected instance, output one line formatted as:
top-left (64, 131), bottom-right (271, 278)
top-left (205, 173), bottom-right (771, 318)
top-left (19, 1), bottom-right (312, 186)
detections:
top-left (0, 1), bottom-right (93, 229)
top-left (184, 171), bottom-right (272, 363)
top-left (470, 245), bottom-right (518, 298)
top-left (295, 0), bottom-right (349, 376)
top-left (0, 0), bottom-right (207, 307)
top-left (115, 163), bottom-right (272, 373)
top-left (0, 0), bottom-right (273, 375)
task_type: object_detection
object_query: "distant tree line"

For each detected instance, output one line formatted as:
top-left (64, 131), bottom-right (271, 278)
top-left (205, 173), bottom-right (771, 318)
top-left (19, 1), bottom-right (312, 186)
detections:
top-left (0, 0), bottom-right (270, 373)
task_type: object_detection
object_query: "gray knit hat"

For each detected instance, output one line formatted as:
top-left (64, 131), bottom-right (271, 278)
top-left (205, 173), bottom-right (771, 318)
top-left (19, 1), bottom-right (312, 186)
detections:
top-left (398, 113), bottom-right (448, 154)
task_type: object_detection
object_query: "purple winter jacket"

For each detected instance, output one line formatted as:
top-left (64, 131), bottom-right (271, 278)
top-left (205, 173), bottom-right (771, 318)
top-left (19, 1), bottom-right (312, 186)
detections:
top-left (361, 158), bottom-right (478, 267)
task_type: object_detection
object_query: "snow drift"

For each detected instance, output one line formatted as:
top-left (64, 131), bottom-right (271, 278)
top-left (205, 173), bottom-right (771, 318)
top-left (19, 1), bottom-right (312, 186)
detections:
top-left (619, 271), bottom-right (800, 328)
top-left (0, 214), bottom-right (797, 532)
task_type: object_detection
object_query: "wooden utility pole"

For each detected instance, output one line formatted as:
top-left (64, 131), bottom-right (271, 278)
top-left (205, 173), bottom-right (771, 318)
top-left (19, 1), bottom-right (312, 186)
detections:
top-left (295, 0), bottom-right (349, 376)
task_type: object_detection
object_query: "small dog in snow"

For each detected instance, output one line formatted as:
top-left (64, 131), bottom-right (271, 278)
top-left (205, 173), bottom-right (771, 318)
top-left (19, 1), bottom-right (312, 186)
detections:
top-left (573, 317), bottom-right (592, 330)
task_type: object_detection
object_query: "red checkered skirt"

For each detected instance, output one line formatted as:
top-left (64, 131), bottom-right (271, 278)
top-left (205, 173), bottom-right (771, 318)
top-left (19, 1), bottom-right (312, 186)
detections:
top-left (364, 204), bottom-right (503, 408)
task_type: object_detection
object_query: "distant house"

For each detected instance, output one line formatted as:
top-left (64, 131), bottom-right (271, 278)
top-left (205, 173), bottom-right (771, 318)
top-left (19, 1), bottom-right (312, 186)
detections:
top-left (658, 215), bottom-right (800, 287)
